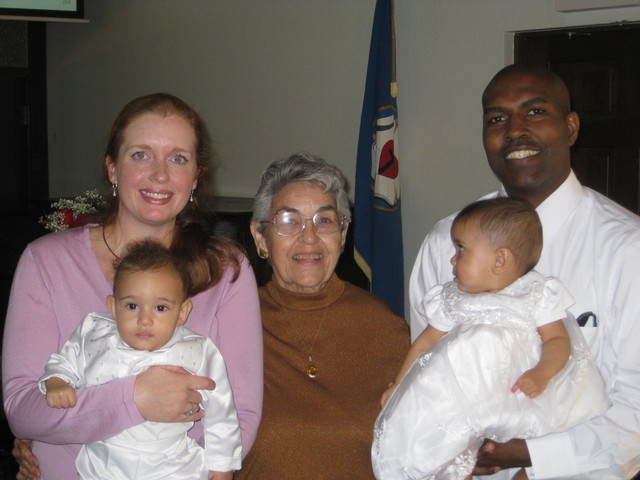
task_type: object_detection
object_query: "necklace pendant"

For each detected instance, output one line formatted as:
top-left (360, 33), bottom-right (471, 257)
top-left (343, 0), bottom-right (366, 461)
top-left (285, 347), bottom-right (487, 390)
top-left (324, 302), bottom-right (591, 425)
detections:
top-left (306, 356), bottom-right (318, 378)
top-left (306, 362), bottom-right (318, 378)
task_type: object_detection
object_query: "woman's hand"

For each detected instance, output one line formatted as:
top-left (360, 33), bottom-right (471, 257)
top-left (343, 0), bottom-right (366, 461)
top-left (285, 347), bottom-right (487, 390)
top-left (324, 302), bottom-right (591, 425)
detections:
top-left (472, 438), bottom-right (531, 475)
top-left (134, 365), bottom-right (216, 422)
top-left (12, 438), bottom-right (40, 480)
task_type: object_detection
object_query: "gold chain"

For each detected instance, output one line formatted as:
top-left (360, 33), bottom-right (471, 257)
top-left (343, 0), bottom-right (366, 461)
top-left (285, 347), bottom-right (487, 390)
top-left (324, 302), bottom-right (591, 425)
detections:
top-left (272, 288), bottom-right (329, 379)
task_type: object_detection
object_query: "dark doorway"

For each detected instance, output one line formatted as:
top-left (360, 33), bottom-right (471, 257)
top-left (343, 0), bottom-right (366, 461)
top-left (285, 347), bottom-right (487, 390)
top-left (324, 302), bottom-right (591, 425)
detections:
top-left (0, 20), bottom-right (49, 478)
top-left (0, 20), bottom-right (49, 318)
top-left (515, 24), bottom-right (640, 214)
top-left (0, 20), bottom-right (48, 213)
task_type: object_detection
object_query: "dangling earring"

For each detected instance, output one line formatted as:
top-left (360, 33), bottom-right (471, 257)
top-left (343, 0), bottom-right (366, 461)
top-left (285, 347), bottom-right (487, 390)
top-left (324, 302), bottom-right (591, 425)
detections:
top-left (189, 189), bottom-right (194, 202)
top-left (112, 183), bottom-right (118, 197)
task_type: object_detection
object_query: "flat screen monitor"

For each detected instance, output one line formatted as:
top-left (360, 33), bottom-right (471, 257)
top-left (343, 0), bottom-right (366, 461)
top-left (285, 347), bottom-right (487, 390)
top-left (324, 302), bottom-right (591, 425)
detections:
top-left (0, 0), bottom-right (84, 21)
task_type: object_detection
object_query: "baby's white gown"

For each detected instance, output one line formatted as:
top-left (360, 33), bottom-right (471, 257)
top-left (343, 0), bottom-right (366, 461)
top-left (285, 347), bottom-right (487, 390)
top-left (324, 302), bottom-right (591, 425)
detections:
top-left (371, 271), bottom-right (609, 480)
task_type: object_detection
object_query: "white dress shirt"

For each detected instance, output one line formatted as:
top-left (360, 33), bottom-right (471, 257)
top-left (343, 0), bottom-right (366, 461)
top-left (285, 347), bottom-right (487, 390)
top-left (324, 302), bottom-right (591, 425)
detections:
top-left (409, 171), bottom-right (640, 479)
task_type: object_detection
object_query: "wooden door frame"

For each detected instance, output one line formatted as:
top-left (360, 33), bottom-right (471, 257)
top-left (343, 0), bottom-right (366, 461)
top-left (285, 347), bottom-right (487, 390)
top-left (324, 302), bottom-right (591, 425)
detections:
top-left (0, 20), bottom-right (49, 213)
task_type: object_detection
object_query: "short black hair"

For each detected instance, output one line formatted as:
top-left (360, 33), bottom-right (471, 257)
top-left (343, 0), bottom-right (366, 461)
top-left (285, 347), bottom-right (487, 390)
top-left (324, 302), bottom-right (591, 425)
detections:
top-left (482, 64), bottom-right (572, 115)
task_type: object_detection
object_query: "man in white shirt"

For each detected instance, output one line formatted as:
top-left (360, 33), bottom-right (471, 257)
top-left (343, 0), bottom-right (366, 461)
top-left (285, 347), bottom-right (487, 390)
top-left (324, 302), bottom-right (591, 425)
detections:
top-left (409, 64), bottom-right (640, 479)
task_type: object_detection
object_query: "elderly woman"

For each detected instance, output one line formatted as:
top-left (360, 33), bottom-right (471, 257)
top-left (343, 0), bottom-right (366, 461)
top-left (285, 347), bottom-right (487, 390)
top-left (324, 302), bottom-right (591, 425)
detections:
top-left (236, 153), bottom-right (410, 479)
top-left (3, 93), bottom-right (263, 479)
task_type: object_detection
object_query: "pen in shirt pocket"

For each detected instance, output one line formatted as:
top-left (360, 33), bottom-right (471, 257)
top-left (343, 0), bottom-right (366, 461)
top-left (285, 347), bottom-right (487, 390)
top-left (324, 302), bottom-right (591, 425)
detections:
top-left (576, 311), bottom-right (597, 327)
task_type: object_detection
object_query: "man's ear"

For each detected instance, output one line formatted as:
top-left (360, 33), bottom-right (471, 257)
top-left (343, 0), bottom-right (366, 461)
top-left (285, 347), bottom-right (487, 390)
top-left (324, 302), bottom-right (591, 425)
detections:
top-left (566, 111), bottom-right (580, 147)
top-left (493, 247), bottom-right (514, 275)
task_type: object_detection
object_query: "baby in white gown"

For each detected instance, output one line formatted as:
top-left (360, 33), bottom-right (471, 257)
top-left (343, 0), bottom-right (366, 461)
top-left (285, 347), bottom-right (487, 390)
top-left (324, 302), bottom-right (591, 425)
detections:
top-left (39, 240), bottom-right (241, 480)
top-left (372, 198), bottom-right (609, 480)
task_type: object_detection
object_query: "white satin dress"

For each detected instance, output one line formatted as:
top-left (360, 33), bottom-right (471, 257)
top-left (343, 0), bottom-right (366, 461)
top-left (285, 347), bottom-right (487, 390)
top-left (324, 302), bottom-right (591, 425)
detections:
top-left (371, 272), bottom-right (609, 480)
top-left (39, 313), bottom-right (242, 479)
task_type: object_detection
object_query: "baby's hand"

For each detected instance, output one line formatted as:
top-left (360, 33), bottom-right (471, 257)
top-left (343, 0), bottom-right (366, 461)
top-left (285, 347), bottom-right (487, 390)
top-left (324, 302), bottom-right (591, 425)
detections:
top-left (209, 471), bottom-right (232, 480)
top-left (511, 369), bottom-right (549, 399)
top-left (45, 377), bottom-right (77, 408)
top-left (380, 383), bottom-right (397, 408)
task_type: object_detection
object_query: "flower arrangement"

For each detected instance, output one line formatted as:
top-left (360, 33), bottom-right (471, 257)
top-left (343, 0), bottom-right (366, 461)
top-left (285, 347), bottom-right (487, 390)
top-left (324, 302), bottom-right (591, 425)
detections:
top-left (39, 189), bottom-right (104, 232)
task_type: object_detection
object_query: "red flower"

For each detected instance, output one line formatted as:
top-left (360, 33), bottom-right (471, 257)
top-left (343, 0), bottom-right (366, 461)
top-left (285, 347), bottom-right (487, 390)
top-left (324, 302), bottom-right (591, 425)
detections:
top-left (57, 208), bottom-right (93, 229)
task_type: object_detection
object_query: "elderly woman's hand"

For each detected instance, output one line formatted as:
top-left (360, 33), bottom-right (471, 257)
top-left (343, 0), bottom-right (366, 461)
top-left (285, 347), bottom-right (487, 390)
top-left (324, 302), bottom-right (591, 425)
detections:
top-left (12, 438), bottom-right (40, 480)
top-left (134, 365), bottom-right (215, 422)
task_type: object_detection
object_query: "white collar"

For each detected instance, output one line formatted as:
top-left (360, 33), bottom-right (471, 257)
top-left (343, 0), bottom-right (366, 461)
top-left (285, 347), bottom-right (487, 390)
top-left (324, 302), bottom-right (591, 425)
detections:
top-left (536, 171), bottom-right (583, 246)
top-left (498, 171), bottom-right (583, 246)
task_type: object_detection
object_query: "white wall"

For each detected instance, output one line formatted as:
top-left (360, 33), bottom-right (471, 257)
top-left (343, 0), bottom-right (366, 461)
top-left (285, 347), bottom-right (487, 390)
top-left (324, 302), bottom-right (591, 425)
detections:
top-left (47, 0), bottom-right (640, 310)
top-left (46, 0), bottom-right (375, 198)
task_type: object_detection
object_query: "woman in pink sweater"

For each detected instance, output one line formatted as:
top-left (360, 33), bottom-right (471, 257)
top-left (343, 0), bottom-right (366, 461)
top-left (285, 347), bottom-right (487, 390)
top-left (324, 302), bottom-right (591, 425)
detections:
top-left (2, 93), bottom-right (263, 479)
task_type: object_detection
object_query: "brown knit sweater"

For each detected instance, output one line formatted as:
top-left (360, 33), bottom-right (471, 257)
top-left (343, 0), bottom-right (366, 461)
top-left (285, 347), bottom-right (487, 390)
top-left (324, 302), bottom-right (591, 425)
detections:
top-left (235, 274), bottom-right (409, 480)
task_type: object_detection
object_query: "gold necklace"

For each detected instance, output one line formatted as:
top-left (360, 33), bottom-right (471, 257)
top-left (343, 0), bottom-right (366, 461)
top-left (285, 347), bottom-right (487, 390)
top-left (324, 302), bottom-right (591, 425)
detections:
top-left (272, 288), bottom-right (330, 379)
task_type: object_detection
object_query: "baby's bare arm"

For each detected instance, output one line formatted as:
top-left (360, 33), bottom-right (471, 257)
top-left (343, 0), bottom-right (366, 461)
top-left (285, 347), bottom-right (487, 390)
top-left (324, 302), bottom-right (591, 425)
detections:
top-left (511, 319), bottom-right (571, 398)
top-left (44, 377), bottom-right (77, 409)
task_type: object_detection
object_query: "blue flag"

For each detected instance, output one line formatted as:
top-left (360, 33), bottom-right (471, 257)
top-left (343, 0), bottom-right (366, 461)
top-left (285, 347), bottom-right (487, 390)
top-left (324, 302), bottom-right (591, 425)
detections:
top-left (354, 0), bottom-right (404, 317)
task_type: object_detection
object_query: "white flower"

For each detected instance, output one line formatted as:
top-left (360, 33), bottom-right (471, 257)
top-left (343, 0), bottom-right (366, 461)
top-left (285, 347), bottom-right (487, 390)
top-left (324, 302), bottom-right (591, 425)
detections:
top-left (40, 189), bottom-right (104, 232)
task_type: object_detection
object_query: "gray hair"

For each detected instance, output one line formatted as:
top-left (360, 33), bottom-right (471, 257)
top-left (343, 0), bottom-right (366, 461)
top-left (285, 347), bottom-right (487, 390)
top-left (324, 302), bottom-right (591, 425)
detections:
top-left (252, 152), bottom-right (351, 231)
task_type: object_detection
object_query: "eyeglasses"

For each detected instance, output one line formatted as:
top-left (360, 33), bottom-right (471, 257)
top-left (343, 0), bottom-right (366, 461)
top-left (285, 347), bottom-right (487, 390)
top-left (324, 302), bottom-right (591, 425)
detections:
top-left (263, 210), bottom-right (346, 236)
